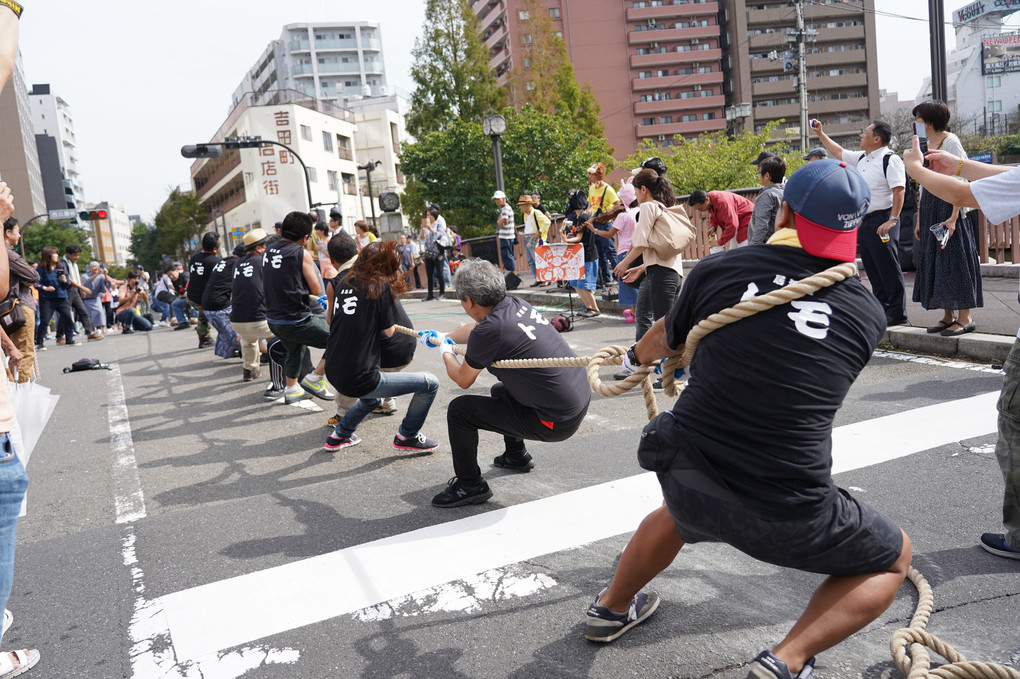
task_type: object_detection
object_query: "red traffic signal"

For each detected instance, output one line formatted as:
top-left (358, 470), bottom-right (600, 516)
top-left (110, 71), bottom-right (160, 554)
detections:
top-left (79, 210), bottom-right (108, 221)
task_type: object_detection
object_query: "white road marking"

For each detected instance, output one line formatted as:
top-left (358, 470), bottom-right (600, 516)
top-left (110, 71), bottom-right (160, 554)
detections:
top-left (152, 391), bottom-right (999, 663)
top-left (873, 349), bottom-right (1004, 373)
top-left (107, 365), bottom-right (146, 524)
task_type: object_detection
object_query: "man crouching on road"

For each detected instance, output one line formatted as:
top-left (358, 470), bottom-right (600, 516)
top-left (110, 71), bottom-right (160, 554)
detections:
top-left (584, 160), bottom-right (912, 679)
top-left (428, 259), bottom-right (590, 508)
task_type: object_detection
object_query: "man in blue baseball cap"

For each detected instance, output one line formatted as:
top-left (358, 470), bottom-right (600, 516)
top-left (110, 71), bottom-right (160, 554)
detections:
top-left (584, 160), bottom-right (911, 679)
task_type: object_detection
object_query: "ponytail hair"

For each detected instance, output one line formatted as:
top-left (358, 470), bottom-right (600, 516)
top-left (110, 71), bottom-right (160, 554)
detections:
top-left (632, 168), bottom-right (677, 207)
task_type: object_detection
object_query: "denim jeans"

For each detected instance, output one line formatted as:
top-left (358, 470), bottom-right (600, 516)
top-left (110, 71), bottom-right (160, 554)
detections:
top-left (500, 238), bottom-right (516, 272)
top-left (150, 298), bottom-right (170, 322)
top-left (334, 371), bottom-right (439, 439)
top-left (0, 433), bottom-right (27, 639)
top-left (116, 309), bottom-right (153, 331)
top-left (524, 238), bottom-right (538, 277)
top-left (594, 234), bottom-right (618, 284)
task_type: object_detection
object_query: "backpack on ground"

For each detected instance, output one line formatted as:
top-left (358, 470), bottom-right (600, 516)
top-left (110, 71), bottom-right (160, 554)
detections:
top-left (63, 358), bottom-right (112, 373)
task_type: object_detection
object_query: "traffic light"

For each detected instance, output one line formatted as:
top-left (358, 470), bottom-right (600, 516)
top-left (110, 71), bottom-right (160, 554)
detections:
top-left (224, 136), bottom-right (265, 149)
top-left (79, 209), bottom-right (108, 221)
top-left (181, 144), bottom-right (223, 159)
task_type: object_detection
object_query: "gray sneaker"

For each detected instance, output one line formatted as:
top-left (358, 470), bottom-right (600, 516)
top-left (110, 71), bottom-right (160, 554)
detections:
top-left (300, 374), bottom-right (334, 400)
top-left (584, 588), bottom-right (659, 642)
top-left (284, 387), bottom-right (312, 405)
top-left (745, 651), bottom-right (815, 679)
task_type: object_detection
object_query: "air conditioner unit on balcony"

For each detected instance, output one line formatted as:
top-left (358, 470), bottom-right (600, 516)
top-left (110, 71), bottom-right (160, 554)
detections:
top-left (691, 38), bottom-right (700, 44)
top-left (658, 135), bottom-right (666, 141)
top-left (650, 42), bottom-right (658, 48)
top-left (693, 62), bottom-right (700, 67)
top-left (694, 84), bottom-right (702, 91)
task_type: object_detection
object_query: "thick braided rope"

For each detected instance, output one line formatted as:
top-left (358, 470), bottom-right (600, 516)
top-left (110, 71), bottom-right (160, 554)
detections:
top-left (890, 568), bottom-right (1020, 679)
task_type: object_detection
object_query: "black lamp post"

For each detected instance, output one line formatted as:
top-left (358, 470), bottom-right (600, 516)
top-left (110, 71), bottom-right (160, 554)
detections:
top-left (483, 114), bottom-right (507, 193)
top-left (359, 160), bottom-right (381, 228)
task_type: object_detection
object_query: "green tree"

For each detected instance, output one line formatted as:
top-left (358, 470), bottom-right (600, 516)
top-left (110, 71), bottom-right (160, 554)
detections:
top-left (152, 187), bottom-right (207, 262)
top-left (625, 121), bottom-right (801, 196)
top-left (406, 0), bottom-right (504, 139)
top-left (507, 0), bottom-right (606, 145)
top-left (401, 105), bottom-right (612, 238)
top-left (129, 221), bottom-right (162, 272)
top-left (20, 219), bottom-right (93, 268)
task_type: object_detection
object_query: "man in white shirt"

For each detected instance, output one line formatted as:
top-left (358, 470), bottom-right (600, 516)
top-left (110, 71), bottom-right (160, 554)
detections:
top-left (494, 190), bottom-right (516, 273)
top-left (812, 119), bottom-right (908, 325)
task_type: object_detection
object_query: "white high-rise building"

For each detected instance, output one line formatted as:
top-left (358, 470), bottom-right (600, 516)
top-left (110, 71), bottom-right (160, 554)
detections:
top-left (232, 22), bottom-right (388, 110)
top-left (29, 83), bottom-right (85, 204)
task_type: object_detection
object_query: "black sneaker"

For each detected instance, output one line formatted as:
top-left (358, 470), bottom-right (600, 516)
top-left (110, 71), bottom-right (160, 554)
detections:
top-left (324, 433), bottom-right (361, 452)
top-left (173, 323), bottom-right (190, 331)
top-left (493, 451), bottom-right (535, 472)
top-left (393, 433), bottom-right (439, 453)
top-left (121, 328), bottom-right (135, 335)
top-left (613, 370), bottom-right (632, 381)
top-left (431, 477), bottom-right (493, 508)
top-left (198, 337), bottom-right (213, 349)
top-left (263, 386), bottom-right (286, 401)
top-left (745, 651), bottom-right (815, 679)
top-left (651, 378), bottom-right (663, 391)
top-left (584, 588), bottom-right (660, 642)
top-left (980, 532), bottom-right (1020, 560)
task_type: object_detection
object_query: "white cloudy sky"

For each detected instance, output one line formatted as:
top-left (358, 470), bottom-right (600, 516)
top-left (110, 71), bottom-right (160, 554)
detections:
top-left (16, 1), bottom-right (1019, 222)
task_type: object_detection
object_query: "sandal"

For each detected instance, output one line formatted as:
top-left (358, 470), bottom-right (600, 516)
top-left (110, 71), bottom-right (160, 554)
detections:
top-left (926, 320), bottom-right (954, 334)
top-left (0, 649), bottom-right (39, 678)
top-left (940, 321), bottom-right (969, 337)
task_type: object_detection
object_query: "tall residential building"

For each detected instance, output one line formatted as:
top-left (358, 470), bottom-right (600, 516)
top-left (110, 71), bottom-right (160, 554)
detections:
top-left (29, 83), bottom-right (85, 205)
top-left (231, 22), bottom-right (388, 111)
top-left (188, 90), bottom-right (365, 246)
top-left (0, 56), bottom-right (46, 223)
top-left (474, 0), bottom-right (726, 158)
top-left (918, 0), bottom-right (1020, 136)
top-left (473, 0), bottom-right (880, 159)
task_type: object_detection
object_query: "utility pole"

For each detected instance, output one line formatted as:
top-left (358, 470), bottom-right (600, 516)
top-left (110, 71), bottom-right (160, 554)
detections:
top-left (786, 1), bottom-right (816, 151)
top-left (928, 0), bottom-right (947, 102)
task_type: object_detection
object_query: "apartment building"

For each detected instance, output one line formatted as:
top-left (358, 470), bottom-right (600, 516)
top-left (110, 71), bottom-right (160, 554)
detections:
top-left (474, 0), bottom-right (726, 158)
top-left (723, 0), bottom-right (880, 150)
top-left (232, 22), bottom-right (388, 111)
top-left (29, 83), bottom-right (85, 206)
top-left (0, 56), bottom-right (46, 223)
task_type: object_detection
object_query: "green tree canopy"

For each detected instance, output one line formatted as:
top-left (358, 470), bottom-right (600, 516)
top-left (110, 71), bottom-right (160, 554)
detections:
top-left (129, 221), bottom-right (162, 272)
top-left (20, 219), bottom-right (93, 268)
top-left (624, 121), bottom-right (802, 197)
top-left (151, 187), bottom-right (207, 263)
top-left (401, 105), bottom-right (612, 237)
top-left (406, 0), bottom-right (504, 139)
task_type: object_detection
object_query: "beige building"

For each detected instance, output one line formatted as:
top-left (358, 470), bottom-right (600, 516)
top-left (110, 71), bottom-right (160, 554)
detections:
top-left (0, 56), bottom-right (46, 223)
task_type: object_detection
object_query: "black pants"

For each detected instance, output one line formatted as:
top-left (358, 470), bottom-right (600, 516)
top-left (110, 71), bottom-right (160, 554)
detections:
top-left (425, 257), bottom-right (445, 299)
top-left (58, 287), bottom-right (93, 336)
top-left (635, 265), bottom-right (682, 341)
top-left (858, 209), bottom-right (906, 323)
top-left (448, 383), bottom-right (588, 485)
top-left (36, 298), bottom-right (74, 346)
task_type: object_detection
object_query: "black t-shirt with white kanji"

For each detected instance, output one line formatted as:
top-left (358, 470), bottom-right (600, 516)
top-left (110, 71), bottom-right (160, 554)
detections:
top-left (328, 276), bottom-right (417, 370)
top-left (325, 274), bottom-right (400, 398)
top-left (661, 245), bottom-right (885, 519)
top-left (465, 295), bottom-right (590, 422)
top-left (201, 256), bottom-right (237, 311)
top-left (230, 252), bottom-right (266, 323)
top-left (187, 251), bottom-right (221, 305)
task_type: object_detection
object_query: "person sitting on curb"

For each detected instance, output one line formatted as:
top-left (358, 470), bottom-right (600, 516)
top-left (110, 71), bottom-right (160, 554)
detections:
top-left (585, 160), bottom-right (911, 679)
top-left (424, 258), bottom-right (590, 508)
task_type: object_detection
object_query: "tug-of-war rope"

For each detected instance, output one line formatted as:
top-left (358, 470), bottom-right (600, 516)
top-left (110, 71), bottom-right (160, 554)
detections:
top-left (397, 260), bottom-right (1019, 679)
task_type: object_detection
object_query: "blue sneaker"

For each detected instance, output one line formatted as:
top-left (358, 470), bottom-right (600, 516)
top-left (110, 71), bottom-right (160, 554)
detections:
top-left (980, 533), bottom-right (1020, 560)
top-left (584, 588), bottom-right (659, 642)
top-left (746, 651), bottom-right (815, 679)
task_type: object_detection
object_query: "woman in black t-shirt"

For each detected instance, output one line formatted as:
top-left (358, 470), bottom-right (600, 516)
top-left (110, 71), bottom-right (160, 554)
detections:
top-left (323, 241), bottom-right (441, 453)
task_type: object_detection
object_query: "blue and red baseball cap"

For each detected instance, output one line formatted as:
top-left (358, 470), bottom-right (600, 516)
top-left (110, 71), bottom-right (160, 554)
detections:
top-left (783, 159), bottom-right (870, 262)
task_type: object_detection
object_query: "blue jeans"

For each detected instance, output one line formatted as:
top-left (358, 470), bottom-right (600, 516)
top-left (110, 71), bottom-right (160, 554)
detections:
top-left (116, 309), bottom-right (152, 331)
top-left (0, 433), bottom-right (27, 638)
top-left (334, 371), bottom-right (439, 439)
top-left (524, 238), bottom-right (538, 277)
top-left (500, 238), bottom-right (516, 272)
top-left (594, 234), bottom-right (618, 283)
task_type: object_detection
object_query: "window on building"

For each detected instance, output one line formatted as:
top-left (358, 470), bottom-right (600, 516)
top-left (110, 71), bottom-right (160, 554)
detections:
top-left (987, 75), bottom-right (1001, 87)
top-left (682, 114), bottom-right (697, 122)
top-left (549, 7), bottom-right (561, 18)
top-left (308, 167), bottom-right (318, 182)
top-left (989, 100), bottom-right (1002, 112)
top-left (701, 88), bottom-right (714, 96)
top-left (633, 1), bottom-right (646, 7)
top-left (301, 125), bottom-right (312, 141)
top-left (526, 81), bottom-right (536, 90)
top-left (702, 112), bottom-right (715, 120)
top-left (522, 34), bottom-right (533, 45)
top-left (656, 69), bottom-right (669, 77)
top-left (639, 71), bottom-right (652, 78)
top-left (642, 117), bottom-right (655, 125)
top-left (523, 57), bottom-right (532, 68)
top-left (519, 10), bottom-right (530, 20)
top-left (659, 116), bottom-right (672, 124)
top-left (322, 131), bottom-right (333, 152)
top-left (553, 31), bottom-right (563, 39)
top-left (327, 170), bottom-right (339, 191)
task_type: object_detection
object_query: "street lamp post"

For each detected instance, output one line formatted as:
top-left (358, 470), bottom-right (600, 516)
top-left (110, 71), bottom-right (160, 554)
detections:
top-left (482, 114), bottom-right (507, 193)
top-left (359, 160), bottom-right (381, 229)
top-left (17, 213), bottom-right (49, 257)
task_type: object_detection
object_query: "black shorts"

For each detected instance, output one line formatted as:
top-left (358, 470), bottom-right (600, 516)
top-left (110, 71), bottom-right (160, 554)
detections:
top-left (658, 471), bottom-right (903, 576)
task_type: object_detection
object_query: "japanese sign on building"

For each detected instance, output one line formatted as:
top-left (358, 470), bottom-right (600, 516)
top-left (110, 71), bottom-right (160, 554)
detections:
top-left (983, 31), bottom-right (1020, 75)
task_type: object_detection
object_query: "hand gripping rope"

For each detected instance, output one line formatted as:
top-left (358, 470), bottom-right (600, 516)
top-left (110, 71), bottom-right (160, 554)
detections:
top-left (401, 261), bottom-right (1020, 678)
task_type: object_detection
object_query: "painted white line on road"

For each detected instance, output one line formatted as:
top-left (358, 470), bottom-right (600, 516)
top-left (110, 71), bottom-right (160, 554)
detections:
top-left (107, 365), bottom-right (146, 524)
top-left (153, 391), bottom-right (1000, 664)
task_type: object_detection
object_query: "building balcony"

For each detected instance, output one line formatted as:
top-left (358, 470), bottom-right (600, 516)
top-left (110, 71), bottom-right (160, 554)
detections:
top-left (626, 1), bottom-right (718, 22)
top-left (392, 140), bottom-right (400, 154)
top-left (477, 1), bottom-right (504, 32)
top-left (362, 61), bottom-right (384, 73)
top-left (395, 171), bottom-right (405, 184)
top-left (747, 32), bottom-right (789, 51)
top-left (636, 118), bottom-right (726, 138)
top-left (292, 62), bottom-right (315, 76)
top-left (813, 24), bottom-right (864, 44)
top-left (629, 24), bottom-right (719, 45)
top-left (195, 154), bottom-right (241, 198)
top-left (635, 94), bottom-right (724, 114)
top-left (338, 146), bottom-right (353, 161)
top-left (484, 23), bottom-right (508, 51)
top-left (751, 76), bottom-right (798, 97)
top-left (288, 40), bottom-right (311, 52)
top-left (360, 38), bottom-right (381, 50)
top-left (489, 45), bottom-right (511, 71)
top-left (631, 49), bottom-right (722, 69)
top-left (316, 63), bottom-right (364, 75)
top-left (312, 38), bottom-right (359, 50)
top-left (632, 71), bottom-right (723, 92)
top-left (808, 50), bottom-right (867, 68)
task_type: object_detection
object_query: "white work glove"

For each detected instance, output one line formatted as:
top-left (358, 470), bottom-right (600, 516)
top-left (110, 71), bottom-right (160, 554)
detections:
top-left (440, 337), bottom-right (457, 357)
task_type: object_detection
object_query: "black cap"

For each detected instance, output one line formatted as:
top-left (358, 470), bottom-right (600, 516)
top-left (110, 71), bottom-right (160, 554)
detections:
top-left (631, 156), bottom-right (668, 176)
top-left (751, 151), bottom-right (776, 166)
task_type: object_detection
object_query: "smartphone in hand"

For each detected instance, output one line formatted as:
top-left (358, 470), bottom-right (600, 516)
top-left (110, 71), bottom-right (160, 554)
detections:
top-left (913, 121), bottom-right (930, 167)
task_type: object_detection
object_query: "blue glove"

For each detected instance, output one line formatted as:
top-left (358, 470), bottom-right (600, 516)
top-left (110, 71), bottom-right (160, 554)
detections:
top-left (418, 330), bottom-right (447, 348)
top-left (440, 336), bottom-right (457, 356)
top-left (316, 294), bottom-right (328, 311)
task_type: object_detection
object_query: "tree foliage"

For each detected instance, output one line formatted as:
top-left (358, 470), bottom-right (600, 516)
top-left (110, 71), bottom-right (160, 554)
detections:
top-left (401, 105), bottom-right (612, 238)
top-left (150, 187), bottom-right (207, 263)
top-left (507, 0), bottom-right (606, 145)
top-left (624, 121), bottom-right (802, 197)
top-left (20, 219), bottom-right (93, 268)
top-left (129, 221), bottom-right (163, 272)
top-left (406, 0), bottom-right (505, 139)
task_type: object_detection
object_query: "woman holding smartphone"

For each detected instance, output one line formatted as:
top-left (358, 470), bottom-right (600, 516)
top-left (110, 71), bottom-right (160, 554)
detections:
top-left (910, 100), bottom-right (982, 337)
top-left (34, 246), bottom-right (76, 349)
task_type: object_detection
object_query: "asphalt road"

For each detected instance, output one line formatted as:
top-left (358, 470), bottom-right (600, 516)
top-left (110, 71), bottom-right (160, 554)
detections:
top-left (9, 299), bottom-right (1020, 679)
